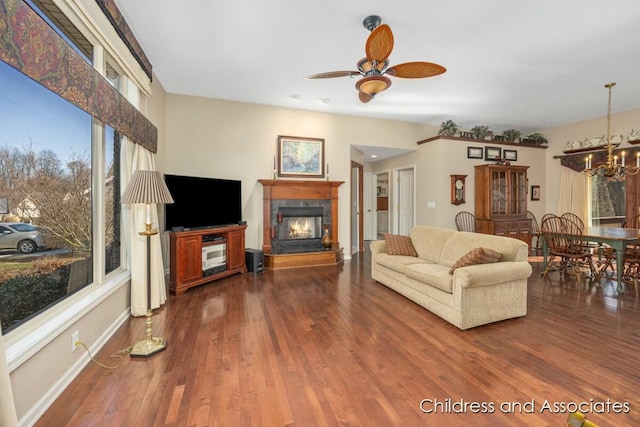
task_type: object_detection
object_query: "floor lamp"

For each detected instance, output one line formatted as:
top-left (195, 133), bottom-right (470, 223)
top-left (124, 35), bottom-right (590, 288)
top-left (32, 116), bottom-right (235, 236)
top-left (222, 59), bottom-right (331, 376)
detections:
top-left (121, 170), bottom-right (174, 358)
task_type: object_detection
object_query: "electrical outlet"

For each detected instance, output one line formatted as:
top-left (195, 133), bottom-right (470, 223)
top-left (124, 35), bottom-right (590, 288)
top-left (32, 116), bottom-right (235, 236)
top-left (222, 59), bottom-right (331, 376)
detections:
top-left (71, 331), bottom-right (80, 352)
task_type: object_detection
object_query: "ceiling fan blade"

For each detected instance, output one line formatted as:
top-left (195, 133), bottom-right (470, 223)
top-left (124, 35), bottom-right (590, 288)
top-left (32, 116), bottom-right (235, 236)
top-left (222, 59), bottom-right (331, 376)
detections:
top-left (386, 62), bottom-right (446, 78)
top-left (365, 24), bottom-right (394, 63)
top-left (358, 91), bottom-right (373, 103)
top-left (306, 70), bottom-right (361, 79)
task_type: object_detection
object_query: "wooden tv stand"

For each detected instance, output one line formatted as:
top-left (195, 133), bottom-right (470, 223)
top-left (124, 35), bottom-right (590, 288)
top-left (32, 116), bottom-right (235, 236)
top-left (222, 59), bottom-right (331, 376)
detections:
top-left (169, 224), bottom-right (247, 295)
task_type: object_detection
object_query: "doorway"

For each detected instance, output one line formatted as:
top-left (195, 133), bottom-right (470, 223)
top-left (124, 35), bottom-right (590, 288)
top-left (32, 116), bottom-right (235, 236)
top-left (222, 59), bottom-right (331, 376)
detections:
top-left (351, 161), bottom-right (363, 254)
top-left (375, 171), bottom-right (390, 239)
top-left (395, 166), bottom-right (415, 234)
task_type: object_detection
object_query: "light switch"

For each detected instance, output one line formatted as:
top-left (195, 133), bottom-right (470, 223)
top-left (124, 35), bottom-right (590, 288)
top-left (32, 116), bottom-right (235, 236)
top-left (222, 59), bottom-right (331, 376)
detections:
top-left (427, 201), bottom-right (436, 208)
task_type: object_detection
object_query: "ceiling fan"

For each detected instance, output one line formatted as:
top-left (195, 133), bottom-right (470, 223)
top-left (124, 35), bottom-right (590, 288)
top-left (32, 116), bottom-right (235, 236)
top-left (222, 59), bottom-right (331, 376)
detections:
top-left (306, 15), bottom-right (446, 103)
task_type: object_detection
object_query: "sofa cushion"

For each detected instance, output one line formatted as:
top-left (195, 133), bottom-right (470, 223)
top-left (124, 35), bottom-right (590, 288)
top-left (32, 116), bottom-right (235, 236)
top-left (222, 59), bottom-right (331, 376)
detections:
top-left (375, 253), bottom-right (427, 274)
top-left (439, 232), bottom-right (529, 266)
top-left (448, 247), bottom-right (502, 274)
top-left (405, 263), bottom-right (454, 293)
top-left (385, 233), bottom-right (418, 256)
top-left (410, 226), bottom-right (456, 263)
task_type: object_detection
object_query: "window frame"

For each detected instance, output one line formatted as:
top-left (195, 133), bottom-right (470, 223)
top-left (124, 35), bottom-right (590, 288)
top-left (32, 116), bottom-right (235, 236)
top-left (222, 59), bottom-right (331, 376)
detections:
top-left (3, 0), bottom-right (148, 371)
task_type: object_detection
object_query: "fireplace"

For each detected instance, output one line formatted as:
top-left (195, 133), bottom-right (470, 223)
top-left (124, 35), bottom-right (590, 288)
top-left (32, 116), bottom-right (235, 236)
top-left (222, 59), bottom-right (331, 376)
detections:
top-left (273, 206), bottom-right (324, 254)
top-left (258, 179), bottom-right (344, 269)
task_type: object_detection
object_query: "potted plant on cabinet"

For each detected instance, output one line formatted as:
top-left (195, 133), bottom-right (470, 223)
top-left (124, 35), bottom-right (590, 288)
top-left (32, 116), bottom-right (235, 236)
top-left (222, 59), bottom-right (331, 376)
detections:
top-left (438, 120), bottom-right (460, 136)
top-left (501, 129), bottom-right (521, 143)
top-left (523, 132), bottom-right (548, 145)
top-left (470, 125), bottom-right (493, 140)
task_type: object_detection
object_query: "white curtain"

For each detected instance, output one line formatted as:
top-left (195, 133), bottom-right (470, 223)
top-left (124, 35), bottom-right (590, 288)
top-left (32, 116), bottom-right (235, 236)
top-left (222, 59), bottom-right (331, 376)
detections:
top-left (0, 328), bottom-right (18, 427)
top-left (557, 166), bottom-right (589, 220)
top-left (122, 140), bottom-right (168, 316)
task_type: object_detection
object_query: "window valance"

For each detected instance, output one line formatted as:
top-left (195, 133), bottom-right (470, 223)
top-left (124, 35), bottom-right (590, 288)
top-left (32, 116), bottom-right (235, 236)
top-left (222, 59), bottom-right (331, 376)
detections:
top-left (557, 146), bottom-right (640, 173)
top-left (0, 0), bottom-right (157, 153)
top-left (94, 0), bottom-right (153, 81)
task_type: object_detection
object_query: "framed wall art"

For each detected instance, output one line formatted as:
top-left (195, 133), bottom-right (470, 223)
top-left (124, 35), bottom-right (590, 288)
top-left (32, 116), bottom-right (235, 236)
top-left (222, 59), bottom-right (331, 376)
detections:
top-left (277, 135), bottom-right (325, 178)
top-left (503, 149), bottom-right (518, 161)
top-left (484, 146), bottom-right (501, 161)
top-left (467, 146), bottom-right (483, 159)
top-left (531, 185), bottom-right (540, 201)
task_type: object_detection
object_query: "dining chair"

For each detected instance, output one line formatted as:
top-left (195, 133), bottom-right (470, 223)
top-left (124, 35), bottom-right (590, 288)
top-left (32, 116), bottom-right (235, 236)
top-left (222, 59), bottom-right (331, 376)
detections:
top-left (540, 213), bottom-right (556, 225)
top-left (540, 214), bottom-right (600, 282)
top-left (621, 241), bottom-right (640, 294)
top-left (455, 211), bottom-right (476, 232)
top-left (560, 212), bottom-right (585, 228)
top-left (561, 211), bottom-right (603, 256)
top-left (527, 211), bottom-right (542, 253)
top-left (537, 213), bottom-right (556, 255)
top-left (600, 214), bottom-right (640, 275)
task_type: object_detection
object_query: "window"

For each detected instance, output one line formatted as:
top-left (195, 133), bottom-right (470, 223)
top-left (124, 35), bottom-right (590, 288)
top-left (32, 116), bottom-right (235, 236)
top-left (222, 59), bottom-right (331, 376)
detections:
top-left (104, 125), bottom-right (121, 276)
top-left (590, 175), bottom-right (626, 226)
top-left (0, 60), bottom-right (96, 332)
top-left (104, 63), bottom-right (123, 276)
top-left (0, 3), bottom-right (126, 333)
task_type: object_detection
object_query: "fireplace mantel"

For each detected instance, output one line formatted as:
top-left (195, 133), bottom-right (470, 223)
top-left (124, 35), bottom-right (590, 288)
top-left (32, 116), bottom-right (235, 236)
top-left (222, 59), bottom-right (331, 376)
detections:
top-left (258, 179), bottom-right (344, 263)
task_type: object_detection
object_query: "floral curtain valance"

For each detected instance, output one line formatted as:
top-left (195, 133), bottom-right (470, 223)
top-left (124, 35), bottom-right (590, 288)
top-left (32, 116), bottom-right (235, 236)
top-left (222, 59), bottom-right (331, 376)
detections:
top-left (95, 0), bottom-right (153, 81)
top-left (0, 0), bottom-right (157, 153)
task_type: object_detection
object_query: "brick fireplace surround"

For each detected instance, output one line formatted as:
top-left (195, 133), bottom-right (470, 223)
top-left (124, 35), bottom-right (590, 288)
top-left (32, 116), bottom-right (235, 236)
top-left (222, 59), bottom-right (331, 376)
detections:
top-left (258, 179), bottom-right (344, 269)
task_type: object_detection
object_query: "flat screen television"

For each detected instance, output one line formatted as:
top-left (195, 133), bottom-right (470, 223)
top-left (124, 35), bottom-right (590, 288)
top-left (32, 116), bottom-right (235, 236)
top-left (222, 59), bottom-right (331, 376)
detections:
top-left (164, 174), bottom-right (242, 231)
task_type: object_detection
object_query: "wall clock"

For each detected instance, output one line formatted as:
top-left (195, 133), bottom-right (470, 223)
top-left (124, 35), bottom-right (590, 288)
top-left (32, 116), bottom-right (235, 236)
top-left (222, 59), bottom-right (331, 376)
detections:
top-left (451, 175), bottom-right (467, 205)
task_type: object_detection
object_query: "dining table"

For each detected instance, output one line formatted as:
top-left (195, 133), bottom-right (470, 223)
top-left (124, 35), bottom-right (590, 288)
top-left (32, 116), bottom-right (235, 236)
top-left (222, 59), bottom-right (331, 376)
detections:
top-left (541, 226), bottom-right (640, 294)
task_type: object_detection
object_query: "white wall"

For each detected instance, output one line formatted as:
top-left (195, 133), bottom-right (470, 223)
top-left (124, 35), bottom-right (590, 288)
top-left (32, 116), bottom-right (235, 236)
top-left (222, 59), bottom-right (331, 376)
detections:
top-left (370, 138), bottom-right (548, 231)
top-left (162, 94), bottom-right (435, 254)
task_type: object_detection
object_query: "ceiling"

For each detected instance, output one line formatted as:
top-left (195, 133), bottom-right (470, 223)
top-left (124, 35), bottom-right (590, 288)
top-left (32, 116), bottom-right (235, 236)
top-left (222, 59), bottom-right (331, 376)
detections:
top-left (114, 0), bottom-right (640, 153)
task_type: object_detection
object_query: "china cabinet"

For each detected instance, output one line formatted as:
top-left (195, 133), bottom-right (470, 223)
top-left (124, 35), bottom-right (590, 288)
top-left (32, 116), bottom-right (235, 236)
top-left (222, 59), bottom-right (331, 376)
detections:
top-left (474, 164), bottom-right (532, 246)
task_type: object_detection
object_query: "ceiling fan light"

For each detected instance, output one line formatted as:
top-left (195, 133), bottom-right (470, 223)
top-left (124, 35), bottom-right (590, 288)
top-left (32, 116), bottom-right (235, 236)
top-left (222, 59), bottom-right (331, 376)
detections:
top-left (355, 75), bottom-right (391, 96)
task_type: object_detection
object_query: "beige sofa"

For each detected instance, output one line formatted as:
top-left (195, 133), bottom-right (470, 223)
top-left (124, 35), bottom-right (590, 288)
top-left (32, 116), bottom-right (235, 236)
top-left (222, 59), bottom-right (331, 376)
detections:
top-left (370, 226), bottom-right (532, 330)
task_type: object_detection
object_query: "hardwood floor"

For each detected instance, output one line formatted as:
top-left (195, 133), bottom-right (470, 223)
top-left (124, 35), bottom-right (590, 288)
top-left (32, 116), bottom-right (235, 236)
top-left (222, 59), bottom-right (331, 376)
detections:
top-left (35, 252), bottom-right (640, 426)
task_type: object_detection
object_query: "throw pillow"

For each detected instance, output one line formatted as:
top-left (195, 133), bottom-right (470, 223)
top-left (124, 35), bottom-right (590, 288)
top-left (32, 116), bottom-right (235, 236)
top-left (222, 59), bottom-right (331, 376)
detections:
top-left (385, 233), bottom-right (418, 257)
top-left (448, 247), bottom-right (502, 274)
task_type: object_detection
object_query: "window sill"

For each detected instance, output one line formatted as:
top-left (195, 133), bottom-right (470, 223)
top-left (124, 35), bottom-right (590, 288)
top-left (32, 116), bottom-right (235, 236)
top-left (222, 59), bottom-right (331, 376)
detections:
top-left (4, 269), bottom-right (130, 372)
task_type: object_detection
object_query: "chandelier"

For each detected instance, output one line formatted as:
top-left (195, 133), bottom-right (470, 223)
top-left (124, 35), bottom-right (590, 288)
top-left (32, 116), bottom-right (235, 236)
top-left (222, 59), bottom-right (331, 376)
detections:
top-left (584, 82), bottom-right (640, 181)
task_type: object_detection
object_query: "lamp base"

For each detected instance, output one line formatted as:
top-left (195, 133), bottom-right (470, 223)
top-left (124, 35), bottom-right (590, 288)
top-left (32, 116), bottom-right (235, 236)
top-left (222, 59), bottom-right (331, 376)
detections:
top-left (130, 336), bottom-right (167, 358)
top-left (129, 308), bottom-right (167, 358)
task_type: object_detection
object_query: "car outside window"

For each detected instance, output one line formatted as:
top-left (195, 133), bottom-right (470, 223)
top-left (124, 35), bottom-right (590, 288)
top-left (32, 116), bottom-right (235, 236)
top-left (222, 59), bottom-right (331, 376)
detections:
top-left (8, 224), bottom-right (37, 232)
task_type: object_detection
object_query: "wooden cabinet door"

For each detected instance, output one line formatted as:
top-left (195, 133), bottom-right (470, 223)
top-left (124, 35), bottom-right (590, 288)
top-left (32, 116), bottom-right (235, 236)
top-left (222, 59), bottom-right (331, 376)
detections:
top-left (226, 229), bottom-right (246, 270)
top-left (490, 168), bottom-right (508, 216)
top-left (518, 228), bottom-right (532, 248)
top-left (177, 235), bottom-right (202, 283)
top-left (509, 169), bottom-right (527, 216)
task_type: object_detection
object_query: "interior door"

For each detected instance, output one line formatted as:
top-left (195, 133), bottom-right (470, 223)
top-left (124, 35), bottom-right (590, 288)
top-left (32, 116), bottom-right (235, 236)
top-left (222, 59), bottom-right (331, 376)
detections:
top-left (351, 161), bottom-right (364, 254)
top-left (396, 167), bottom-right (415, 235)
top-left (364, 172), bottom-right (375, 240)
top-left (351, 164), bottom-right (358, 254)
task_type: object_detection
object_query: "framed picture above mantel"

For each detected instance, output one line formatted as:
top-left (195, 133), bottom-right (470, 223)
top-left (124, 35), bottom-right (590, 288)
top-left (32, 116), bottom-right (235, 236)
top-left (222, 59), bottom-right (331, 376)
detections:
top-left (277, 135), bottom-right (325, 178)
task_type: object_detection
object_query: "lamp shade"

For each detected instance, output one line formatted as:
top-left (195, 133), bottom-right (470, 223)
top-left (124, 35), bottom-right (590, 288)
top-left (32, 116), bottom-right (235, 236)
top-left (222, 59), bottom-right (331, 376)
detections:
top-left (122, 170), bottom-right (174, 204)
top-left (355, 75), bottom-right (391, 96)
